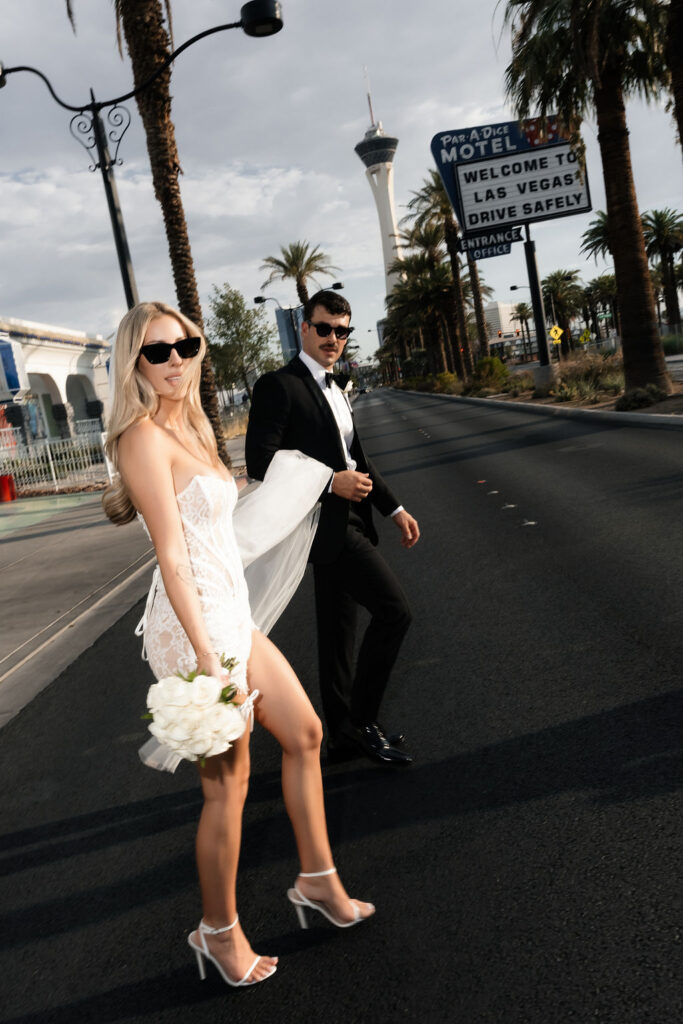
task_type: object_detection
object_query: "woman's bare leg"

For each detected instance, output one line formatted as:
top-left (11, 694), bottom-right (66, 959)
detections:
top-left (192, 729), bottom-right (278, 982)
top-left (249, 629), bottom-right (374, 923)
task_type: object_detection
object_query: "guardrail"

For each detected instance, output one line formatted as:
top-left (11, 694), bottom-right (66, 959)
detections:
top-left (0, 434), bottom-right (108, 494)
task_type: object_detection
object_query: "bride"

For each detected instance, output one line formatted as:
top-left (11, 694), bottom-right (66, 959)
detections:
top-left (103, 301), bottom-right (374, 988)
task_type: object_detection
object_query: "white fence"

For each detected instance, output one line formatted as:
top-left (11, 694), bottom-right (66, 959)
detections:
top-left (0, 433), bottom-right (108, 494)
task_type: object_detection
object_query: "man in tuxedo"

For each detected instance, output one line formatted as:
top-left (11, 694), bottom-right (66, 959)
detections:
top-left (246, 289), bottom-right (419, 766)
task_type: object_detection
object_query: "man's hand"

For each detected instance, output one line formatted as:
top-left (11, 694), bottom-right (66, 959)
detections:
top-left (393, 510), bottom-right (420, 549)
top-left (332, 470), bottom-right (373, 502)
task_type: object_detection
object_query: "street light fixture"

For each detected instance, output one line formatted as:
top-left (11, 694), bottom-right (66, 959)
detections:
top-left (0, 2), bottom-right (283, 309)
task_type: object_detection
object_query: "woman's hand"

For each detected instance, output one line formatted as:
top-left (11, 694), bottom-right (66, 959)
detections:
top-left (195, 650), bottom-right (224, 680)
top-left (195, 651), bottom-right (247, 705)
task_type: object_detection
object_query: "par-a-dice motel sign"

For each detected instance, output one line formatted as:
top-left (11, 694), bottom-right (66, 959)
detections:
top-left (431, 117), bottom-right (591, 237)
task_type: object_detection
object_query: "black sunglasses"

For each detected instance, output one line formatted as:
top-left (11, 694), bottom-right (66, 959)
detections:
top-left (138, 337), bottom-right (202, 365)
top-left (306, 321), bottom-right (354, 341)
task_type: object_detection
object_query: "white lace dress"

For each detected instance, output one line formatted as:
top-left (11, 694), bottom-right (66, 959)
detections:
top-left (138, 473), bottom-right (254, 691)
top-left (135, 450), bottom-right (332, 769)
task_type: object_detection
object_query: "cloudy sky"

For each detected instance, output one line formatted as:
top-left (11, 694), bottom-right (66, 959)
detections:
top-left (1, 0), bottom-right (681, 360)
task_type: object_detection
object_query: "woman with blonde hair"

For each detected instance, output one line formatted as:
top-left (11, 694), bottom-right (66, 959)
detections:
top-left (104, 301), bottom-right (374, 988)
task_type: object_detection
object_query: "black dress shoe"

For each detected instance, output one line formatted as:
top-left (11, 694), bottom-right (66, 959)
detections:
top-left (339, 721), bottom-right (413, 767)
top-left (376, 723), bottom-right (406, 747)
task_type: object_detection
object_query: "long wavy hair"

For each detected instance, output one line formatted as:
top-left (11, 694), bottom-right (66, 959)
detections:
top-left (102, 301), bottom-right (218, 525)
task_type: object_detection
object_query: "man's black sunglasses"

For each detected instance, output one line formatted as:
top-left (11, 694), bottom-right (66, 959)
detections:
top-left (138, 337), bottom-right (202, 365)
top-left (306, 321), bottom-right (354, 341)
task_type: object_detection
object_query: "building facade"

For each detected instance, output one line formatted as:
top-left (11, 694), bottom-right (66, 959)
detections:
top-left (0, 316), bottom-right (110, 440)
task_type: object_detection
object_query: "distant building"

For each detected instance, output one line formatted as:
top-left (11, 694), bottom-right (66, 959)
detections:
top-left (0, 316), bottom-right (110, 440)
top-left (484, 302), bottom-right (520, 342)
top-left (274, 305), bottom-right (304, 362)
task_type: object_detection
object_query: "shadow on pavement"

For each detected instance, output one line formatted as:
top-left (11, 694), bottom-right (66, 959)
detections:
top-left (0, 687), bottom-right (679, 954)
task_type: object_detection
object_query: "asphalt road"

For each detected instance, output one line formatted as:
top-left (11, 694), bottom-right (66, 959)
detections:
top-left (1, 392), bottom-right (681, 1024)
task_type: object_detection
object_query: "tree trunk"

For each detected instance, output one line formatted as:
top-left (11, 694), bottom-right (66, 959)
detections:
top-left (445, 293), bottom-right (465, 378)
top-left (594, 70), bottom-right (672, 392)
top-left (117, 0), bottom-right (228, 461)
top-left (295, 279), bottom-right (309, 305)
top-left (466, 254), bottom-right (489, 358)
top-left (662, 253), bottom-right (681, 327)
top-left (444, 217), bottom-right (473, 379)
top-left (666, 0), bottom-right (683, 155)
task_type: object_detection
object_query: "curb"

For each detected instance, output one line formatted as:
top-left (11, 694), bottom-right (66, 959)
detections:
top-left (399, 390), bottom-right (683, 431)
top-left (0, 554), bottom-right (155, 728)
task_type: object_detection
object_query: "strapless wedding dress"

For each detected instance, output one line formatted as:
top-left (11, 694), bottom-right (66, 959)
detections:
top-left (135, 449), bottom-right (332, 769)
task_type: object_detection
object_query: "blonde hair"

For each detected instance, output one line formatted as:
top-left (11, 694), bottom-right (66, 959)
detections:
top-left (102, 301), bottom-right (219, 525)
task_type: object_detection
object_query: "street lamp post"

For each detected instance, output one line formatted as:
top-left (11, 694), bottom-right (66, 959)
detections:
top-left (0, 1), bottom-right (283, 309)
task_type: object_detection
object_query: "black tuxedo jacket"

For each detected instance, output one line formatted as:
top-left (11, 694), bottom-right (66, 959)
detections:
top-left (245, 356), bottom-right (400, 564)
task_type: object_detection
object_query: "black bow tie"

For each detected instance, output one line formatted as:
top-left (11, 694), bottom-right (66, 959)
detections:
top-left (324, 372), bottom-right (334, 388)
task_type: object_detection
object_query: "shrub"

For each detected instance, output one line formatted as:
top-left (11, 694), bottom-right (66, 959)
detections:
top-left (434, 372), bottom-right (460, 394)
top-left (615, 384), bottom-right (666, 411)
top-left (474, 356), bottom-right (509, 389)
top-left (661, 334), bottom-right (683, 356)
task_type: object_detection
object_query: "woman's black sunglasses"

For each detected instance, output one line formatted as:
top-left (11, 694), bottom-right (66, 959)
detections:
top-left (139, 337), bottom-right (202, 365)
top-left (306, 321), bottom-right (354, 341)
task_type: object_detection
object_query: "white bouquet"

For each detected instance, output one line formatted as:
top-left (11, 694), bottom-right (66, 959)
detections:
top-left (143, 656), bottom-right (246, 765)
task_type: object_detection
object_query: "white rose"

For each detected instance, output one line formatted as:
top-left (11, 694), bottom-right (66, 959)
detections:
top-left (189, 675), bottom-right (222, 709)
top-left (185, 730), bottom-right (215, 757)
top-left (165, 720), bottom-right (195, 744)
top-left (153, 676), bottom-right (191, 709)
top-left (205, 736), bottom-right (231, 758)
top-left (212, 702), bottom-right (246, 743)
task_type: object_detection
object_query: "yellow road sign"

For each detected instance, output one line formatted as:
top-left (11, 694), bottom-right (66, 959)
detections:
top-left (579, 328), bottom-right (591, 344)
top-left (549, 324), bottom-right (563, 342)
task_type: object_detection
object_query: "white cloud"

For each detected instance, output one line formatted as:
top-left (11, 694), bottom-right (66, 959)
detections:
top-left (0, 0), bottom-right (680, 362)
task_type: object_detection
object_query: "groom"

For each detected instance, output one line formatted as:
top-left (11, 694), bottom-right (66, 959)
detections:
top-left (246, 289), bottom-right (420, 767)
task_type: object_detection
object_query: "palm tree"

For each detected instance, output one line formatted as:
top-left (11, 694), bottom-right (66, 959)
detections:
top-left (511, 301), bottom-right (534, 358)
top-left (404, 170), bottom-right (477, 376)
top-left (581, 282), bottom-right (603, 340)
top-left (460, 265), bottom-right (493, 357)
top-left (580, 211), bottom-right (612, 262)
top-left (542, 269), bottom-right (583, 358)
top-left (505, 0), bottom-right (672, 394)
top-left (592, 272), bottom-right (621, 337)
top-left (641, 208), bottom-right (683, 329)
top-left (260, 242), bottom-right (339, 305)
top-left (66, 0), bottom-right (227, 460)
top-left (387, 252), bottom-right (454, 375)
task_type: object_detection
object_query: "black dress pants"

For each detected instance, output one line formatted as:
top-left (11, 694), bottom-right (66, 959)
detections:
top-left (312, 517), bottom-right (412, 738)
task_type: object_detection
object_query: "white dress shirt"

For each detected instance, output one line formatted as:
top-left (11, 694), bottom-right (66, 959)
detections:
top-left (298, 350), bottom-right (403, 517)
top-left (298, 349), bottom-right (357, 470)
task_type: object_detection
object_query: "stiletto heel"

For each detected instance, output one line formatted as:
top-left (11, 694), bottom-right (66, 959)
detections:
top-left (286, 866), bottom-right (374, 929)
top-left (294, 903), bottom-right (309, 929)
top-left (187, 916), bottom-right (277, 987)
top-left (194, 949), bottom-right (207, 980)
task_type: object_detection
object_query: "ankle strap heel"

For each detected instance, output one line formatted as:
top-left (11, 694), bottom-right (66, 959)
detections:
top-left (298, 866), bottom-right (337, 877)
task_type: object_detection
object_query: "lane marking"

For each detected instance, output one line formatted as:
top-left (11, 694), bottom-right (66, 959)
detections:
top-left (502, 503), bottom-right (517, 509)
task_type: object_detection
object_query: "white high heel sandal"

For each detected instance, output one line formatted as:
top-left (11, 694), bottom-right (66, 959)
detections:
top-left (287, 866), bottom-right (375, 929)
top-left (187, 916), bottom-right (277, 987)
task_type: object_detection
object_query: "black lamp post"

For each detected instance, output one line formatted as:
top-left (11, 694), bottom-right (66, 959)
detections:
top-left (0, 1), bottom-right (283, 309)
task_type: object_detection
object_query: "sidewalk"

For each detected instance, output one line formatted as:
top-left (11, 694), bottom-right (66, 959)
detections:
top-left (0, 492), bottom-right (154, 727)
top-left (0, 433), bottom-right (248, 728)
